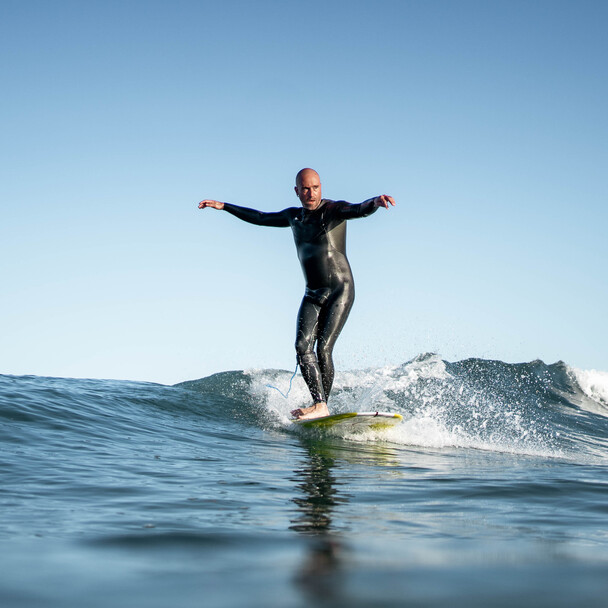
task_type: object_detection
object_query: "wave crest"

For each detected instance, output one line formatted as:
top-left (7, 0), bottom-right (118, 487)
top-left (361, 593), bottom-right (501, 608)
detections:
top-left (194, 355), bottom-right (608, 458)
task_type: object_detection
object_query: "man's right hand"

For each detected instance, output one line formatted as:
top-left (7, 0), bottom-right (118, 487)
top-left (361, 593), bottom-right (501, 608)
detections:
top-left (198, 199), bottom-right (225, 210)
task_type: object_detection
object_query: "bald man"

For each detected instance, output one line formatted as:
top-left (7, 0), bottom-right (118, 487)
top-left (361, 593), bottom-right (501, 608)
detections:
top-left (199, 169), bottom-right (395, 420)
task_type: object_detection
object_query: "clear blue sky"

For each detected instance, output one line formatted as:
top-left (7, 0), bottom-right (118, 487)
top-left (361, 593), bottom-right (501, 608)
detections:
top-left (1, 0), bottom-right (606, 384)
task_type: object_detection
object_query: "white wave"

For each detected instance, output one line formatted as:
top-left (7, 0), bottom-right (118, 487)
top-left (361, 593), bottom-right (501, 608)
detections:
top-left (570, 367), bottom-right (608, 408)
top-left (244, 368), bottom-right (312, 426)
top-left (244, 357), bottom-right (566, 458)
top-left (245, 354), bottom-right (450, 425)
top-left (339, 353), bottom-right (449, 387)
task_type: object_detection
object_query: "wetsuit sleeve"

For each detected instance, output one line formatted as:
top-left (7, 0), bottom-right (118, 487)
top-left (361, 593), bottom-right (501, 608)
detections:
top-left (223, 203), bottom-right (291, 228)
top-left (330, 199), bottom-right (378, 220)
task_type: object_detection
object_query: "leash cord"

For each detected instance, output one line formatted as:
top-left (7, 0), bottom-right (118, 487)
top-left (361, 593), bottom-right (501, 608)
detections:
top-left (266, 361), bottom-right (299, 399)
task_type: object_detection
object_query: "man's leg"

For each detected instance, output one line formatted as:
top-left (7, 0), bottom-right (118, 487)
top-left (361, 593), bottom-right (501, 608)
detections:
top-left (292, 297), bottom-right (330, 419)
top-left (316, 284), bottom-right (354, 401)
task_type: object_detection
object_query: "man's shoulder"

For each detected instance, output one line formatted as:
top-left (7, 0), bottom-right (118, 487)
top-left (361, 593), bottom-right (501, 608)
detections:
top-left (321, 199), bottom-right (350, 214)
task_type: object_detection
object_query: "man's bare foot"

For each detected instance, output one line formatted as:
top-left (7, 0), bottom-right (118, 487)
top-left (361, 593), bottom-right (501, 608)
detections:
top-left (291, 402), bottom-right (330, 420)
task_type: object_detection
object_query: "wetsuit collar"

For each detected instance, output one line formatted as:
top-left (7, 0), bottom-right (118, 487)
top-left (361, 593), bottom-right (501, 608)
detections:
top-left (301, 199), bottom-right (327, 217)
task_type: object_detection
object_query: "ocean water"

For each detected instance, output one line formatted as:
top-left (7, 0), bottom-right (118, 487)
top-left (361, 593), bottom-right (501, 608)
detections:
top-left (2, 353), bottom-right (608, 607)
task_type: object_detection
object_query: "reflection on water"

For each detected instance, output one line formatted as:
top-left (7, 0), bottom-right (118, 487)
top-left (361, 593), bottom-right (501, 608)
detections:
top-left (289, 440), bottom-right (347, 535)
top-left (289, 438), bottom-right (348, 601)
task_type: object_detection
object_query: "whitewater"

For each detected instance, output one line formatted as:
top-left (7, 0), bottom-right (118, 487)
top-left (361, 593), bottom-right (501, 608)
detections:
top-left (2, 354), bottom-right (608, 607)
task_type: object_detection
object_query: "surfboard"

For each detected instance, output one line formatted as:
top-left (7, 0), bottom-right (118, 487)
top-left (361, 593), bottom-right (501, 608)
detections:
top-left (293, 411), bottom-right (402, 433)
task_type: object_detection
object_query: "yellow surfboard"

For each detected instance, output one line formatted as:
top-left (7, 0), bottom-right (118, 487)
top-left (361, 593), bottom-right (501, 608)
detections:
top-left (293, 411), bottom-right (402, 432)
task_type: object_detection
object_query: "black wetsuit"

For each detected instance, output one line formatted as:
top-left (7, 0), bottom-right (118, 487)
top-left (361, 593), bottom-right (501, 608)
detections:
top-left (223, 198), bottom-right (378, 404)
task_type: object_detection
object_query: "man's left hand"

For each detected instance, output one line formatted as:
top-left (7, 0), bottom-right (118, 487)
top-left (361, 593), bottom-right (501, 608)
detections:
top-left (374, 195), bottom-right (396, 208)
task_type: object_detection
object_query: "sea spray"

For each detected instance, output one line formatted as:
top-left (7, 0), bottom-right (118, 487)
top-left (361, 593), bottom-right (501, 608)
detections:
top-left (222, 354), bottom-right (608, 458)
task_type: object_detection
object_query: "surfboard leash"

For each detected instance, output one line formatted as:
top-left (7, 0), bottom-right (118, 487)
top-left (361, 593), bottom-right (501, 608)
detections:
top-left (266, 361), bottom-right (299, 399)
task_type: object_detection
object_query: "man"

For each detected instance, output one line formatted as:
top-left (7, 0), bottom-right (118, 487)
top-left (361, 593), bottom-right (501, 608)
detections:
top-left (198, 168), bottom-right (395, 420)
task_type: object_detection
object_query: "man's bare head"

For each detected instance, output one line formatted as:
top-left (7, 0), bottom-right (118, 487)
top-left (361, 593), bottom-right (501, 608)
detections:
top-left (295, 168), bottom-right (322, 210)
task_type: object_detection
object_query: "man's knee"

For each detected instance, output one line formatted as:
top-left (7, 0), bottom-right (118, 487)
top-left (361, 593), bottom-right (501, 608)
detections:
top-left (298, 351), bottom-right (317, 366)
top-left (295, 336), bottom-right (315, 360)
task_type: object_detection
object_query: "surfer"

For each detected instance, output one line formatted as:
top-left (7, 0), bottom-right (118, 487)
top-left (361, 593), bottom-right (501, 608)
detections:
top-left (198, 168), bottom-right (395, 420)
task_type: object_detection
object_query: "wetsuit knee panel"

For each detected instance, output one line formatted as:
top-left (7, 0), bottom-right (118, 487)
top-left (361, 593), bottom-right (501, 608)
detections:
top-left (296, 350), bottom-right (318, 367)
top-left (295, 335), bottom-right (315, 356)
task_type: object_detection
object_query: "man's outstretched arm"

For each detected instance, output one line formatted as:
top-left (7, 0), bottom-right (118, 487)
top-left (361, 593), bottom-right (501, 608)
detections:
top-left (198, 200), bottom-right (291, 227)
top-left (333, 194), bottom-right (396, 219)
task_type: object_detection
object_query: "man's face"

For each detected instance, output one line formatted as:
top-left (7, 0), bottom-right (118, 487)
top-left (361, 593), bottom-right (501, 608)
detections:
top-left (295, 170), bottom-right (322, 210)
